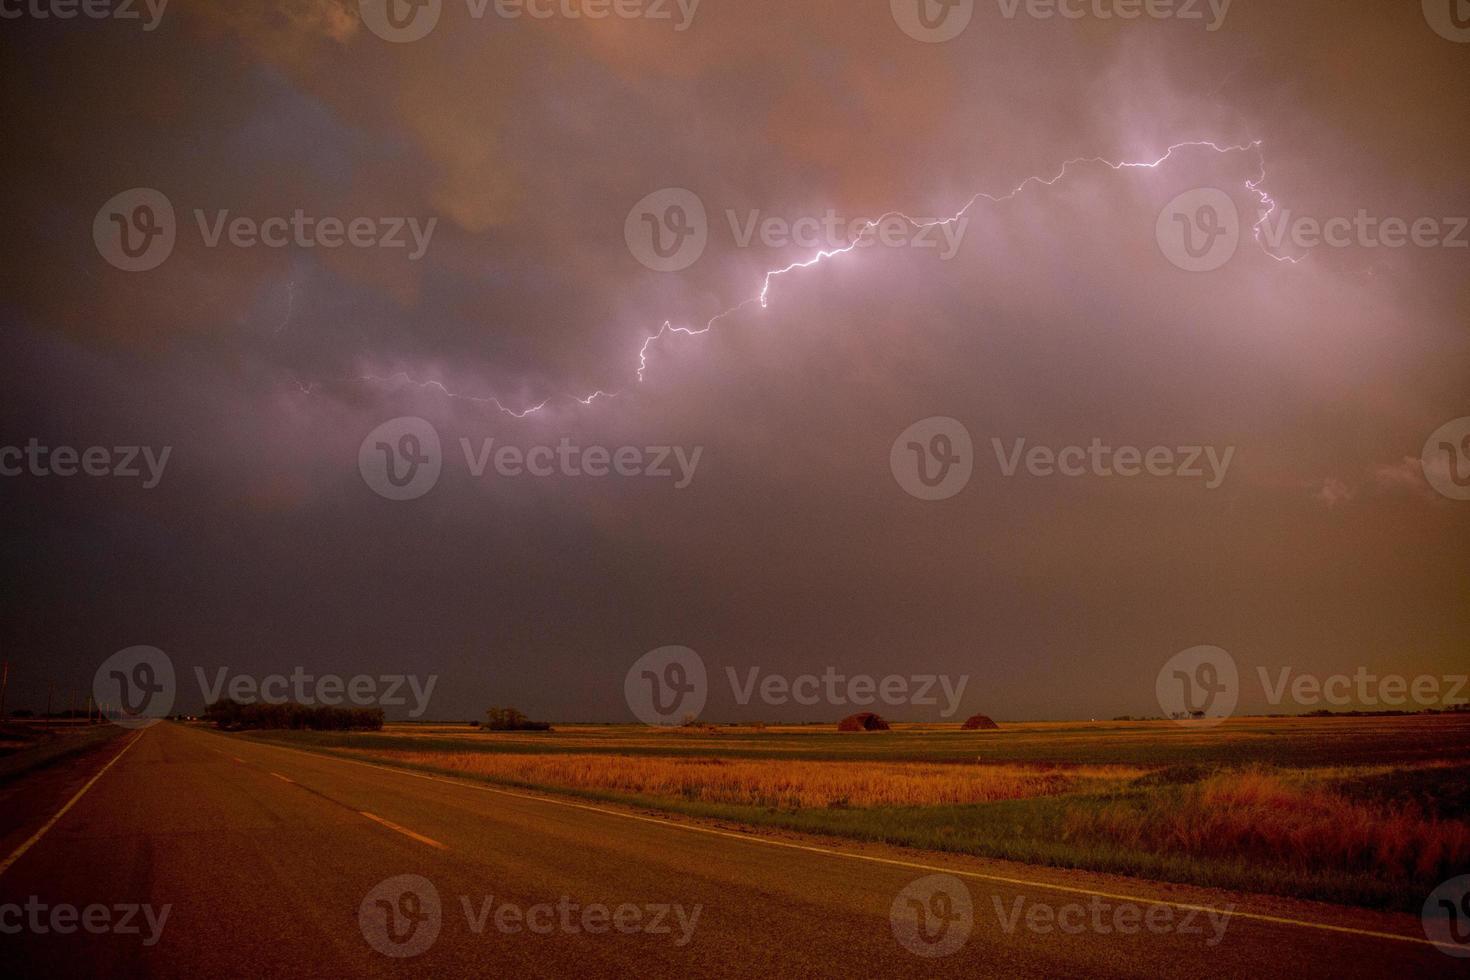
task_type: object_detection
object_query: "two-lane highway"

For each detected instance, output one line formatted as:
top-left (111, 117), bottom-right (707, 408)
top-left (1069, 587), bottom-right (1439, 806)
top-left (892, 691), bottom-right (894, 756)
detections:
top-left (0, 723), bottom-right (1459, 977)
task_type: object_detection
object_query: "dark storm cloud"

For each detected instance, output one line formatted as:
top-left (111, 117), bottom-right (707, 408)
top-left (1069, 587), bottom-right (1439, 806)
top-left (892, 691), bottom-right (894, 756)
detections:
top-left (1, 0), bottom-right (1465, 721)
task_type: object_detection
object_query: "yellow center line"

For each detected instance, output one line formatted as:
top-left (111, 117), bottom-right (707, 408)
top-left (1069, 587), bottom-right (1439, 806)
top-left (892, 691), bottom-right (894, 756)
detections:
top-left (358, 811), bottom-right (448, 850)
top-left (269, 771), bottom-right (295, 784)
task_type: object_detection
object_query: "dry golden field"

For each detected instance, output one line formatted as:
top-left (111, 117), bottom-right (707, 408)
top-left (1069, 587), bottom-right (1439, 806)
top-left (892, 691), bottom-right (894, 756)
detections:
top-left (253, 713), bottom-right (1470, 909)
top-left (343, 750), bottom-right (1147, 808)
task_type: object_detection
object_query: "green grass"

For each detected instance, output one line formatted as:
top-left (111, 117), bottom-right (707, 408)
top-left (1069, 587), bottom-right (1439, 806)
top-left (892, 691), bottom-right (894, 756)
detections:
top-left (235, 715), bottom-right (1470, 911)
top-left (242, 714), bottom-right (1470, 767)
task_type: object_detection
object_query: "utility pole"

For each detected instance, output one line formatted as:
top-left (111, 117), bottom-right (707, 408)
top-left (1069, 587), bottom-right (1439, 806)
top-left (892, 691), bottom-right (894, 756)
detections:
top-left (0, 660), bottom-right (9, 723)
top-left (87, 693), bottom-right (94, 724)
top-left (46, 681), bottom-right (53, 720)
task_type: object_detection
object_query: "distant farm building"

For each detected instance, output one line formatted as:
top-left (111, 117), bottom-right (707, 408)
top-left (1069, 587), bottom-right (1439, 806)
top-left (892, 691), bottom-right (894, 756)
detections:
top-left (837, 712), bottom-right (890, 731)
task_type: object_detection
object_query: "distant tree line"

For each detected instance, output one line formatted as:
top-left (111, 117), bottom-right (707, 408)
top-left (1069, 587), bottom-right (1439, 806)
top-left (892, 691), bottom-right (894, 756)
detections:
top-left (204, 699), bottom-right (384, 731)
top-left (482, 706), bottom-right (552, 731)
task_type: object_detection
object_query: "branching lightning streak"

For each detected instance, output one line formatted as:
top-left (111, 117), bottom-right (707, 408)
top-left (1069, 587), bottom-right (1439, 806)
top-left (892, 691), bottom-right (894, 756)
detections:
top-left (303, 139), bottom-right (1292, 417)
top-left (274, 279), bottom-right (299, 333)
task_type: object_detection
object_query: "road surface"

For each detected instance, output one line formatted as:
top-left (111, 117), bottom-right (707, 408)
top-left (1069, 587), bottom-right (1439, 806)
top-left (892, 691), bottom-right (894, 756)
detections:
top-left (0, 723), bottom-right (1459, 977)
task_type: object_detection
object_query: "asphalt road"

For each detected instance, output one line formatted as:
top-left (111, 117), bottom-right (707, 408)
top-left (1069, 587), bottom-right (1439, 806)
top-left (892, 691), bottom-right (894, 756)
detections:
top-left (0, 723), bottom-right (1460, 978)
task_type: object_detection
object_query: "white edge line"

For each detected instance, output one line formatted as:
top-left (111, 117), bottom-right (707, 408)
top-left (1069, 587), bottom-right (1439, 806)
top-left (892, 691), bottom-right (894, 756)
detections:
top-left (0, 729), bottom-right (145, 878)
top-left (209, 730), bottom-right (1456, 953)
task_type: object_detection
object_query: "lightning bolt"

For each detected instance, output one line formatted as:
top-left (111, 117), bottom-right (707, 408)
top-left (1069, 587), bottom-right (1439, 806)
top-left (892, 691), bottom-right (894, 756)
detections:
top-left (299, 138), bottom-right (1293, 417)
top-left (274, 279), bottom-right (300, 333)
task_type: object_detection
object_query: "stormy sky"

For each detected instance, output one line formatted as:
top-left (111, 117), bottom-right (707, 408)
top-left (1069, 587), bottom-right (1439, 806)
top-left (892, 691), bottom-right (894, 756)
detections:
top-left (2, 1), bottom-right (1466, 722)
